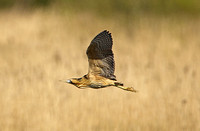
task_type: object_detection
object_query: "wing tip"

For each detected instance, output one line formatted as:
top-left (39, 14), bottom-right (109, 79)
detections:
top-left (103, 30), bottom-right (112, 42)
top-left (103, 30), bottom-right (111, 35)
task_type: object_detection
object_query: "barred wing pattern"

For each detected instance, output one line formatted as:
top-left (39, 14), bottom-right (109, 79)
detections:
top-left (86, 30), bottom-right (116, 80)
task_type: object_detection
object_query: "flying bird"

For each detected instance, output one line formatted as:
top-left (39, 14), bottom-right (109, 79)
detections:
top-left (66, 30), bottom-right (137, 92)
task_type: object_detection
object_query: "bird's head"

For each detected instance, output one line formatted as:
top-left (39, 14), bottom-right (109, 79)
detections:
top-left (65, 75), bottom-right (89, 88)
top-left (66, 78), bottom-right (82, 87)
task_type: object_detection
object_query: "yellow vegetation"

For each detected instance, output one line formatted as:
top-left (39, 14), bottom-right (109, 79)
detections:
top-left (0, 10), bottom-right (199, 130)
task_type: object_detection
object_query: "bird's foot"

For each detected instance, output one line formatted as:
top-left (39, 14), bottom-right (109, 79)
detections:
top-left (126, 87), bottom-right (137, 92)
top-left (116, 85), bottom-right (137, 92)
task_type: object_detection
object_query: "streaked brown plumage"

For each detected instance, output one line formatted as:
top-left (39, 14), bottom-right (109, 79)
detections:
top-left (66, 30), bottom-right (137, 92)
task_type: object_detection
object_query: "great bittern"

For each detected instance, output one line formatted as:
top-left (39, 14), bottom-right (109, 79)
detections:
top-left (66, 30), bottom-right (137, 92)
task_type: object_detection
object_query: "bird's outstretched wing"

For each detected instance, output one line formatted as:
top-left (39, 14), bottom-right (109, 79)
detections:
top-left (86, 30), bottom-right (116, 80)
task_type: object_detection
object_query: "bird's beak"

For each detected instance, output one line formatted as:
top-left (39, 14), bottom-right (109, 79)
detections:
top-left (66, 79), bottom-right (72, 84)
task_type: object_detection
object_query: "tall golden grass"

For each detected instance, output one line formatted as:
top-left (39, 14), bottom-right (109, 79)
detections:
top-left (0, 10), bottom-right (199, 130)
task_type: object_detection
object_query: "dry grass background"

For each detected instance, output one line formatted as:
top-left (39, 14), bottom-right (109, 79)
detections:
top-left (0, 10), bottom-right (200, 131)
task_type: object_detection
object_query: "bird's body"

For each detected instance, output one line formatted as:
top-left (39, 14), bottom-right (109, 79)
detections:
top-left (69, 74), bottom-right (115, 88)
top-left (66, 30), bottom-right (137, 92)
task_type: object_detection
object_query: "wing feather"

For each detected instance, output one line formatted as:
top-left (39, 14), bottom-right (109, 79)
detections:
top-left (86, 30), bottom-right (116, 80)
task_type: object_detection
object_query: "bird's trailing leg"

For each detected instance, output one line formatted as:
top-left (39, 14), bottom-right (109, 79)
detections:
top-left (115, 85), bottom-right (137, 92)
top-left (114, 81), bottom-right (137, 92)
